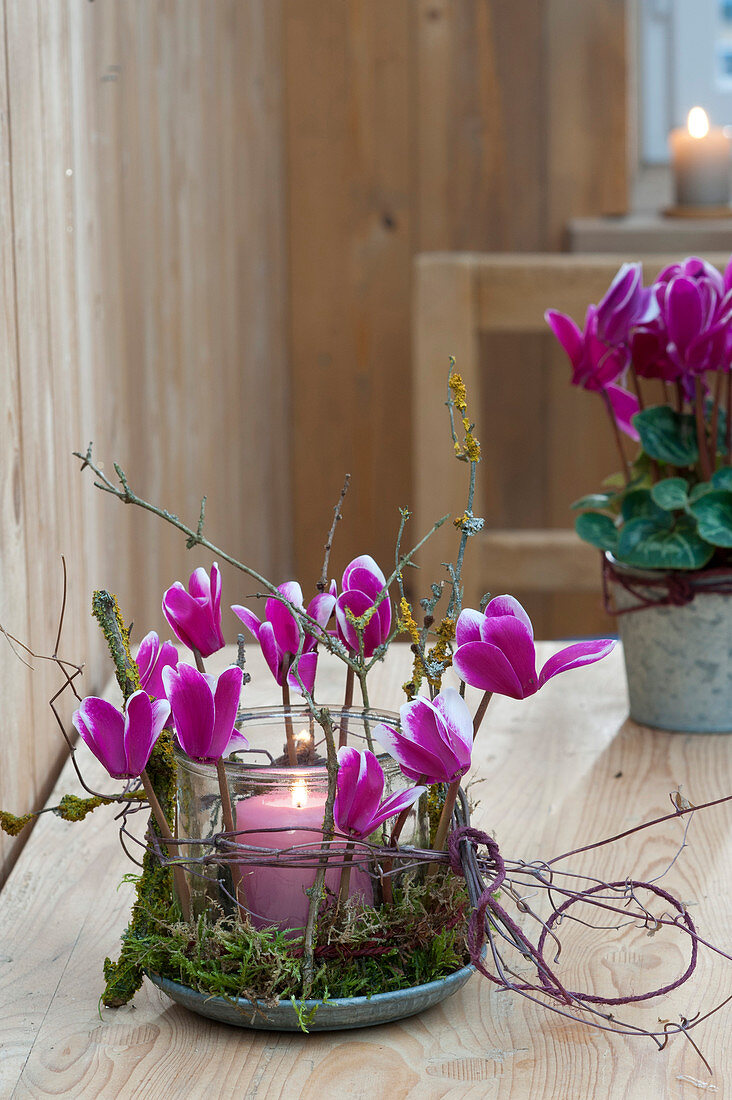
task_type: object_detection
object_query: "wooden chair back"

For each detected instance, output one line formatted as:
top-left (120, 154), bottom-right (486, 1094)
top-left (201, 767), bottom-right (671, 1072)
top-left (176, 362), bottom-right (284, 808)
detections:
top-left (412, 252), bottom-right (729, 637)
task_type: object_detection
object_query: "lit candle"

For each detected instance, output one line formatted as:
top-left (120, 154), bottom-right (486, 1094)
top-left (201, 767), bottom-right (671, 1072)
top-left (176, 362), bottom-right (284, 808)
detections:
top-left (235, 775), bottom-right (372, 931)
top-left (669, 107), bottom-right (731, 209)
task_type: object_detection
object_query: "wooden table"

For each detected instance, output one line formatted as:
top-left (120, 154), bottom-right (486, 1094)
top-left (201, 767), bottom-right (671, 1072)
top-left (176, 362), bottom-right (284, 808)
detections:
top-left (2, 643), bottom-right (732, 1098)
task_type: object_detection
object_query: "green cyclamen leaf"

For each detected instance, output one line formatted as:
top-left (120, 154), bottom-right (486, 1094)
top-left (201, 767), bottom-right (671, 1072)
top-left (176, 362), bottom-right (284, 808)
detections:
top-left (688, 489), bottom-right (732, 548)
top-left (575, 512), bottom-right (618, 552)
top-left (617, 515), bottom-right (713, 571)
top-left (650, 477), bottom-right (689, 511)
top-left (571, 492), bottom-right (618, 513)
top-left (633, 405), bottom-right (699, 467)
top-left (689, 481), bottom-right (714, 504)
top-left (621, 488), bottom-right (667, 523)
top-left (712, 465), bottom-right (732, 492)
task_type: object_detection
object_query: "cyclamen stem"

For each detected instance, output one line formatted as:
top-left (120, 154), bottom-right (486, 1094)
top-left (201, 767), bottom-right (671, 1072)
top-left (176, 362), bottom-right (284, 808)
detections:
top-left (192, 647), bottom-right (206, 674)
top-left (727, 370), bottom-right (732, 466)
top-left (472, 691), bottom-right (492, 739)
top-left (601, 388), bottom-right (630, 485)
top-left (337, 840), bottom-right (355, 909)
top-left (140, 769), bottom-right (191, 922)
top-left (695, 377), bottom-right (713, 481)
top-left (710, 368), bottom-right (724, 469)
top-left (339, 666), bottom-right (355, 749)
top-left (281, 656), bottom-right (298, 766)
top-left (427, 779), bottom-right (461, 877)
top-left (381, 772), bottom-right (428, 905)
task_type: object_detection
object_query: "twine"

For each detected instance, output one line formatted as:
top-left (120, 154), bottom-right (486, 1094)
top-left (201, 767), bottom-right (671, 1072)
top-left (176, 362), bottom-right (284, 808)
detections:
top-left (602, 555), bottom-right (732, 617)
top-left (448, 825), bottom-right (699, 1008)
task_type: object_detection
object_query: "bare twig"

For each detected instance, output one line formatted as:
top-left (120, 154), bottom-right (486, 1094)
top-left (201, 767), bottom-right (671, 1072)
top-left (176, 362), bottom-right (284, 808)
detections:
top-left (319, 474), bottom-right (350, 592)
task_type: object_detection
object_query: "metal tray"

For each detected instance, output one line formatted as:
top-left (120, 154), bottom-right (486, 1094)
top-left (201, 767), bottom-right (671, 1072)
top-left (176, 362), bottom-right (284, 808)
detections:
top-left (146, 963), bottom-right (475, 1032)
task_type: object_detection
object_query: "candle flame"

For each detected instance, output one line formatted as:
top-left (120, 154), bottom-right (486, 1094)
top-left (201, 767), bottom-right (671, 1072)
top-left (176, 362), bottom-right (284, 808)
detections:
top-left (688, 107), bottom-right (710, 139)
top-left (291, 780), bottom-right (307, 808)
top-left (295, 729), bottom-right (311, 745)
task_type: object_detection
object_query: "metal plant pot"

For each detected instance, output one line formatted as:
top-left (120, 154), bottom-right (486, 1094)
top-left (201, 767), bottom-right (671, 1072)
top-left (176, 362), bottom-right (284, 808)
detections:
top-left (607, 555), bottom-right (732, 732)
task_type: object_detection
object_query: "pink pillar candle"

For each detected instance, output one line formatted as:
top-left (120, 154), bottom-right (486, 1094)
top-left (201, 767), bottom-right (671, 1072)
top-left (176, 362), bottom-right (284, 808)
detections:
top-left (235, 778), bottom-right (373, 931)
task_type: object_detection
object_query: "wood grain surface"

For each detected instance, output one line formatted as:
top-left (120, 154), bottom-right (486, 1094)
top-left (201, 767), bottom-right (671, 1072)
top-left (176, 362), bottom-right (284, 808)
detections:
top-left (0, 0), bottom-right (289, 883)
top-left (2, 643), bottom-right (732, 1098)
top-left (285, 0), bottom-right (629, 590)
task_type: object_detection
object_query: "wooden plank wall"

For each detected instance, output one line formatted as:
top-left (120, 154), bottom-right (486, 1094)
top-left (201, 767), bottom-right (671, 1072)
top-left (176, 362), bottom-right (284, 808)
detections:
top-left (0, 0), bottom-right (627, 882)
top-left (285, 0), bottom-right (628, 588)
top-left (0, 0), bottom-right (289, 884)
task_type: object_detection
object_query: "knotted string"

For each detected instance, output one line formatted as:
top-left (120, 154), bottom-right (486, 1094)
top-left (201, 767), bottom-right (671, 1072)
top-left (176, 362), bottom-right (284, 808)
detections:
top-left (603, 555), bottom-right (732, 617)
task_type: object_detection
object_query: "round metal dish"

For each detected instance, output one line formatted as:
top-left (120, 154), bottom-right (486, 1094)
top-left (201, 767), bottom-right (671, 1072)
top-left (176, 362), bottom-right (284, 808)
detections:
top-left (146, 963), bottom-right (475, 1032)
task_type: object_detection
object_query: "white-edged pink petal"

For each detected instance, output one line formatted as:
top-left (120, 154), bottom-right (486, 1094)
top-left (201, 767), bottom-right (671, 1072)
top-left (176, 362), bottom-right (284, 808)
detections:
top-left (258, 621), bottom-right (283, 684)
top-left (455, 609), bottom-right (483, 646)
top-left (72, 697), bottom-right (127, 778)
top-left (231, 604), bottom-right (263, 641)
top-left (479, 616), bottom-right (537, 691)
top-left (484, 595), bottom-right (534, 637)
top-left (432, 688), bottom-right (473, 759)
top-left (287, 651), bottom-right (317, 697)
top-left (210, 666), bottom-right (244, 758)
top-left (124, 690), bottom-right (166, 776)
top-left (163, 663), bottom-right (215, 759)
top-left (452, 640), bottom-right (526, 698)
top-left (368, 784), bottom-right (427, 834)
top-left (343, 554), bottom-right (385, 589)
top-left (538, 639), bottom-right (616, 686)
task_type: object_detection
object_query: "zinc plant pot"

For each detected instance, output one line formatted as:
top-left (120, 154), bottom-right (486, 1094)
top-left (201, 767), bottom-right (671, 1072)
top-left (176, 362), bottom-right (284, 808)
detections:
top-left (606, 555), bottom-right (732, 732)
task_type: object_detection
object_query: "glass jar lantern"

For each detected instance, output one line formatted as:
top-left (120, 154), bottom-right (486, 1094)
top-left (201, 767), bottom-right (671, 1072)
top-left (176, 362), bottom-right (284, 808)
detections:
top-left (175, 706), bottom-right (427, 931)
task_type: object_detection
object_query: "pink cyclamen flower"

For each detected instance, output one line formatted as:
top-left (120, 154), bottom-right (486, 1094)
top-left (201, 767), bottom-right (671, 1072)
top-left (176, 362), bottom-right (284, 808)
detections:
top-left (72, 690), bottom-right (170, 780)
top-left (334, 747), bottom-right (426, 840)
top-left (135, 631), bottom-right (179, 700)
top-left (452, 595), bottom-right (615, 701)
top-left (335, 555), bottom-right (392, 658)
top-left (595, 262), bottom-right (658, 346)
top-left (162, 663), bottom-right (245, 762)
top-left (545, 306), bottom-right (640, 440)
top-left (162, 563), bottom-right (225, 658)
top-left (545, 305), bottom-right (628, 391)
top-left (232, 581), bottom-right (336, 696)
top-left (372, 688), bottom-right (473, 786)
top-left (655, 272), bottom-right (731, 377)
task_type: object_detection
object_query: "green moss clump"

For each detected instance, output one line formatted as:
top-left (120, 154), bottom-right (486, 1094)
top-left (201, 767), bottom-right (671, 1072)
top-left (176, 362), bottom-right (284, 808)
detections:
top-left (102, 726), bottom-right (179, 1008)
top-left (120, 873), bottom-right (470, 1009)
top-left (92, 593), bottom-right (180, 1008)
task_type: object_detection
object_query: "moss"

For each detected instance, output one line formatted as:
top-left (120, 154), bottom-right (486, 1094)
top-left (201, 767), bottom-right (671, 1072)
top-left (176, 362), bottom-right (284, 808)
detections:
top-left (0, 811), bottom-right (34, 837)
top-left (91, 591), bottom-right (141, 701)
top-left (426, 785), bottom-right (448, 846)
top-left (55, 794), bottom-right (110, 822)
top-left (93, 595), bottom-right (179, 1008)
top-left (103, 725), bottom-right (179, 1007)
top-left (120, 873), bottom-right (469, 1008)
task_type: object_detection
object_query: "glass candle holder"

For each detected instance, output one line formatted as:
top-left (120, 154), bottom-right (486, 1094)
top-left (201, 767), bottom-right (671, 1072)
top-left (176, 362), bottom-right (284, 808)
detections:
top-left (175, 706), bottom-right (428, 931)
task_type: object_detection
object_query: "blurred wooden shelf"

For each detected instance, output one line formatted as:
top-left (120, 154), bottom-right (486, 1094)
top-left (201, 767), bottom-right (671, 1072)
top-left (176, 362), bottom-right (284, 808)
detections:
top-left (568, 213), bottom-right (732, 254)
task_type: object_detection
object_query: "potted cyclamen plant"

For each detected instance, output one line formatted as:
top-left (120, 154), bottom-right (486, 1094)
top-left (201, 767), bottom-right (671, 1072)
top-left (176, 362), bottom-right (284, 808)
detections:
top-left (547, 256), bottom-right (732, 732)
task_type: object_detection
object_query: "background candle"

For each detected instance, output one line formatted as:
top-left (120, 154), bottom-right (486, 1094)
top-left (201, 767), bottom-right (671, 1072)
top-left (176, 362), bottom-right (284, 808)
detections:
top-left (669, 107), bottom-right (731, 208)
top-left (236, 779), bottom-right (373, 931)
